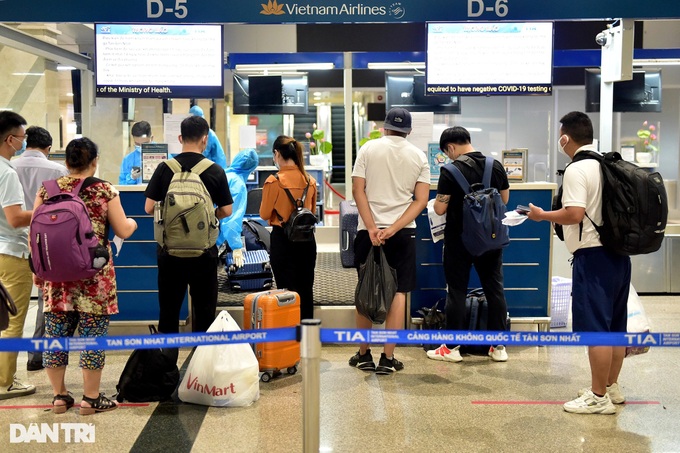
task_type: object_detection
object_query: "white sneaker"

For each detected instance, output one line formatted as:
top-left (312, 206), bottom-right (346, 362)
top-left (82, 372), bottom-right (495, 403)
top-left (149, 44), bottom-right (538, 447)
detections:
top-left (426, 345), bottom-right (463, 363)
top-left (564, 389), bottom-right (616, 414)
top-left (578, 382), bottom-right (626, 404)
top-left (0, 379), bottom-right (36, 401)
top-left (488, 345), bottom-right (508, 362)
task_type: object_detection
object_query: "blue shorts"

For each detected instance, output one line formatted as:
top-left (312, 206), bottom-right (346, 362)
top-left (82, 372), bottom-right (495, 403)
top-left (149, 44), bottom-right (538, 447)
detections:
top-left (571, 246), bottom-right (631, 333)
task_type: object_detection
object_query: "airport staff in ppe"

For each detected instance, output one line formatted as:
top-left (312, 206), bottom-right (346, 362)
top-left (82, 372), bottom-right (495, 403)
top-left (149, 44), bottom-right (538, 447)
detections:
top-left (119, 121), bottom-right (153, 185)
top-left (188, 105), bottom-right (227, 169)
top-left (217, 149), bottom-right (259, 268)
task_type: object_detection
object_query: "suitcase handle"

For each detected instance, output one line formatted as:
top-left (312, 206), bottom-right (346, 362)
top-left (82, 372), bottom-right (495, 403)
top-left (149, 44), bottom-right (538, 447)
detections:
top-left (342, 231), bottom-right (349, 252)
top-left (276, 292), bottom-right (297, 306)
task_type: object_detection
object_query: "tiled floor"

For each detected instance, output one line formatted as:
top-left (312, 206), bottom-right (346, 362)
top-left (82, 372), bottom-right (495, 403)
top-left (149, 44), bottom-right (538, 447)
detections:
top-left (1, 294), bottom-right (679, 452)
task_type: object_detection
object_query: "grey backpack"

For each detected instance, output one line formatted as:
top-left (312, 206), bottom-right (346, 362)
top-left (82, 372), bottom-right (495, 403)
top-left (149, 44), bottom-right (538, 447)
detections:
top-left (154, 159), bottom-right (218, 257)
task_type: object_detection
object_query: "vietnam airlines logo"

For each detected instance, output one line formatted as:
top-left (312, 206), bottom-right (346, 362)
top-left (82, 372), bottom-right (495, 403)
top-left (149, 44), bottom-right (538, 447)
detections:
top-left (261, 0), bottom-right (285, 15)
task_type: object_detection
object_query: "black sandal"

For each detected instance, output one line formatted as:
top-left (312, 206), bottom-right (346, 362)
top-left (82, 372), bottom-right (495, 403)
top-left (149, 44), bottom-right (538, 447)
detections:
top-left (52, 393), bottom-right (74, 414)
top-left (80, 393), bottom-right (118, 415)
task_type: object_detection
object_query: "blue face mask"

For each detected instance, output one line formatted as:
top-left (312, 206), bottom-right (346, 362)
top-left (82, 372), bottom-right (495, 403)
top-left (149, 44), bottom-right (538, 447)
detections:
top-left (10, 136), bottom-right (27, 156)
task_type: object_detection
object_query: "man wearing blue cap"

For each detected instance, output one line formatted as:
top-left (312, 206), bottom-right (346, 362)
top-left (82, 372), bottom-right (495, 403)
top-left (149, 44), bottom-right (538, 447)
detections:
top-left (189, 105), bottom-right (227, 169)
top-left (349, 107), bottom-right (430, 375)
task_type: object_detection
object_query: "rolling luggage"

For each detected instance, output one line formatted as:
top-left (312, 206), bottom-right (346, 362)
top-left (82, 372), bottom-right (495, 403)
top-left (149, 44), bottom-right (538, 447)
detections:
top-left (339, 200), bottom-right (359, 268)
top-left (226, 249), bottom-right (274, 291)
top-left (243, 289), bottom-right (300, 382)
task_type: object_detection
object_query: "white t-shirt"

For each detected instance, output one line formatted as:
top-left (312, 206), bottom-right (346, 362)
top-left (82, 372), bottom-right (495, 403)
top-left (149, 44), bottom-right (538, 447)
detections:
top-left (351, 135), bottom-right (430, 230)
top-left (562, 144), bottom-right (603, 254)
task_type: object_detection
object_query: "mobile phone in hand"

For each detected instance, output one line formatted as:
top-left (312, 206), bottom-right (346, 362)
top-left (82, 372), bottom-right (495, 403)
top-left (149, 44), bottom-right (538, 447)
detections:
top-left (516, 205), bottom-right (530, 215)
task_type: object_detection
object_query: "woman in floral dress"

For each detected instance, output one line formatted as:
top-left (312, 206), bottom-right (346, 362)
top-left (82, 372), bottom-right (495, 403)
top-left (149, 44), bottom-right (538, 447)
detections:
top-left (33, 137), bottom-right (138, 414)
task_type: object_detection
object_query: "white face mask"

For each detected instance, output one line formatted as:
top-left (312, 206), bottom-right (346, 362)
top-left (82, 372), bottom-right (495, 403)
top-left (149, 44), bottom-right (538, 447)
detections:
top-left (273, 151), bottom-right (280, 170)
top-left (557, 134), bottom-right (569, 157)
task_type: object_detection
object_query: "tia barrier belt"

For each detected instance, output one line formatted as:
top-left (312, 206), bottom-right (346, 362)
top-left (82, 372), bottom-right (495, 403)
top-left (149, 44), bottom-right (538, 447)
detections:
top-left (0, 328), bottom-right (678, 352)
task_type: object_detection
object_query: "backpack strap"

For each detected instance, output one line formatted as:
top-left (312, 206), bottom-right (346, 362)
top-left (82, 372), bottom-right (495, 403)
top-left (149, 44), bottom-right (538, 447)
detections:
top-left (444, 163), bottom-right (471, 193)
top-left (165, 158), bottom-right (182, 174)
top-left (190, 158), bottom-right (214, 176)
top-left (273, 173), bottom-right (310, 222)
top-left (481, 156), bottom-right (494, 189)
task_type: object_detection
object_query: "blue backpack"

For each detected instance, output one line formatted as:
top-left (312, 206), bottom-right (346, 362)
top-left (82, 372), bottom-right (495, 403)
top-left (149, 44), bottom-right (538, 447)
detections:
top-left (445, 156), bottom-right (509, 256)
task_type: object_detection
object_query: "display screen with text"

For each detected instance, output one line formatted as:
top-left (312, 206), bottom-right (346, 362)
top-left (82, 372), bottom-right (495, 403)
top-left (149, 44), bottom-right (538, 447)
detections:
top-left (426, 22), bottom-right (553, 96)
top-left (95, 24), bottom-right (223, 98)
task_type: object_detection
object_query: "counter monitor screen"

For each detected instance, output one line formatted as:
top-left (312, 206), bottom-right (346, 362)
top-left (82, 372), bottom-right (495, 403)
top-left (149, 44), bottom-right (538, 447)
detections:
top-left (233, 74), bottom-right (309, 115)
top-left (585, 69), bottom-right (662, 113)
top-left (426, 22), bottom-right (554, 96)
top-left (94, 24), bottom-right (224, 98)
top-left (385, 73), bottom-right (461, 113)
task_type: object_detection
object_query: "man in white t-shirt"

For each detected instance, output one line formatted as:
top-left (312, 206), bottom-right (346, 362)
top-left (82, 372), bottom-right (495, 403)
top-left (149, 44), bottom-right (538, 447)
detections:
top-left (527, 111), bottom-right (631, 415)
top-left (349, 107), bottom-right (430, 375)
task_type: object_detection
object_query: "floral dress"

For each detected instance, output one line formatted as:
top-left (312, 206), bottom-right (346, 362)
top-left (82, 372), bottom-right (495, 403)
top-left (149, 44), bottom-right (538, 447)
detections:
top-left (38, 176), bottom-right (119, 316)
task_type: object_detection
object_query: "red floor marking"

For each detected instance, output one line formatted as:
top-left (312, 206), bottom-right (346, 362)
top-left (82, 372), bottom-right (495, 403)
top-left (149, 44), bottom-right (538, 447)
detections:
top-left (471, 400), bottom-right (661, 405)
top-left (0, 403), bottom-right (151, 410)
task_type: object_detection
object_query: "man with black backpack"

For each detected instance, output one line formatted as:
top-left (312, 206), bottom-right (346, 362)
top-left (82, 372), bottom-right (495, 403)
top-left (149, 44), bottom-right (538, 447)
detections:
top-left (427, 126), bottom-right (510, 364)
top-left (527, 111), bottom-right (631, 415)
top-left (144, 116), bottom-right (233, 334)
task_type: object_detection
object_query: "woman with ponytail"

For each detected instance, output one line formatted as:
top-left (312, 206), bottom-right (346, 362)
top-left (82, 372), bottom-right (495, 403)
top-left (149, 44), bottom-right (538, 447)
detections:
top-left (259, 136), bottom-right (317, 320)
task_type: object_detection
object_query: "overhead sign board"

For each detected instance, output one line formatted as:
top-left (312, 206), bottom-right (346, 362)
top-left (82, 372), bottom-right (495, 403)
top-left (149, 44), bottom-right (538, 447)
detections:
top-left (1, 0), bottom-right (679, 23)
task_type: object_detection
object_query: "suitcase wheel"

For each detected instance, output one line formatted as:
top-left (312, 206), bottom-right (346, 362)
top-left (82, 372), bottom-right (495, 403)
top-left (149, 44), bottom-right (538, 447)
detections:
top-left (260, 372), bottom-right (272, 383)
top-left (287, 366), bottom-right (298, 375)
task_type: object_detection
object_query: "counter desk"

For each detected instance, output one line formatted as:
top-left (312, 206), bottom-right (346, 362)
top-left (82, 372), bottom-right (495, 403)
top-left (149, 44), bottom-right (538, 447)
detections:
top-left (111, 185), bottom-right (189, 325)
top-left (411, 182), bottom-right (557, 328)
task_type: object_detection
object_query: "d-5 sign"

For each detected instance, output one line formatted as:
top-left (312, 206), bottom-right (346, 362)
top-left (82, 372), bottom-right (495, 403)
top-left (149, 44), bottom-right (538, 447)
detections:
top-left (468, 0), bottom-right (509, 18)
top-left (147, 0), bottom-right (188, 19)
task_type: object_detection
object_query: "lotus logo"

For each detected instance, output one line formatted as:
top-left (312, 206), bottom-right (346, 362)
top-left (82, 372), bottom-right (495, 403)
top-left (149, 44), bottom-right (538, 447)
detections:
top-left (50, 215), bottom-right (58, 221)
top-left (261, 0), bottom-right (285, 15)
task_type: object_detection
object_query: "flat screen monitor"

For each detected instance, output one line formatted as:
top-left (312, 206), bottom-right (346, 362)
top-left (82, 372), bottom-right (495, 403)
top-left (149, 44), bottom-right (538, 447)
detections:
top-left (366, 103), bottom-right (386, 121)
top-left (585, 69), bottom-right (662, 113)
top-left (426, 22), bottom-right (554, 96)
top-left (94, 24), bottom-right (223, 99)
top-left (233, 74), bottom-right (309, 115)
top-left (385, 73), bottom-right (461, 113)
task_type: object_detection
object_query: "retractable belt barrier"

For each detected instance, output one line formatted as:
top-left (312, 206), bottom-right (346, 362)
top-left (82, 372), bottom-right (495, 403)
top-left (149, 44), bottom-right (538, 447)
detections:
top-left (0, 328), bottom-right (679, 352)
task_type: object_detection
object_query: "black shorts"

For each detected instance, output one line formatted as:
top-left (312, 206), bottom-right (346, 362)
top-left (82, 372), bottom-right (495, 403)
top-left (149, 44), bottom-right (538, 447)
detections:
top-left (354, 228), bottom-right (417, 293)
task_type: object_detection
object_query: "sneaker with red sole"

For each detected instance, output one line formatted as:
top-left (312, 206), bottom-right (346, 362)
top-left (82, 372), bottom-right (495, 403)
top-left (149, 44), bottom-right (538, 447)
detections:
top-left (426, 344), bottom-right (463, 363)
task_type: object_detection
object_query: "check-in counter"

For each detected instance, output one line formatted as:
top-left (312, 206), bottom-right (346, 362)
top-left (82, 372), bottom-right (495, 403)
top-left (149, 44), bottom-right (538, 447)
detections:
top-left (411, 182), bottom-right (557, 322)
top-left (111, 185), bottom-right (189, 325)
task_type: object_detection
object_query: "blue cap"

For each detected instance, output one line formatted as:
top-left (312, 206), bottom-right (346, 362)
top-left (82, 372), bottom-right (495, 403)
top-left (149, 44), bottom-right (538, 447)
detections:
top-left (383, 107), bottom-right (412, 134)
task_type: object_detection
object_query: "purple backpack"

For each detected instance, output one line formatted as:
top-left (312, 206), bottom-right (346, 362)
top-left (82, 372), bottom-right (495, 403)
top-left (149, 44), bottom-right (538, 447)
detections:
top-left (30, 179), bottom-right (105, 282)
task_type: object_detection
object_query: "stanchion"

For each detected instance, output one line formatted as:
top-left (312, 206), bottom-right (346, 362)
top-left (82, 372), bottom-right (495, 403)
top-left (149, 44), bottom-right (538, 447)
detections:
top-left (300, 319), bottom-right (321, 453)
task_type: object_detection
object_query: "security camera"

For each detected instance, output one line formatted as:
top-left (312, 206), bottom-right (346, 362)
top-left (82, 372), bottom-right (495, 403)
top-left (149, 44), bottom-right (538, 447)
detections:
top-left (595, 32), bottom-right (609, 47)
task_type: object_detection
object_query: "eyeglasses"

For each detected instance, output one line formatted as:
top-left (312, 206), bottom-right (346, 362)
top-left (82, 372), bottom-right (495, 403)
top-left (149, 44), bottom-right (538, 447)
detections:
top-left (10, 134), bottom-right (27, 141)
top-left (133, 138), bottom-right (152, 147)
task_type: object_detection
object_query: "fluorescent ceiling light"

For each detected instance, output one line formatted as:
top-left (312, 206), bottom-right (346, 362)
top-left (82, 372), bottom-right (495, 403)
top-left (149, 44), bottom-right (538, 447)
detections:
top-left (235, 63), bottom-right (334, 72)
top-left (57, 65), bottom-right (77, 71)
top-left (367, 62), bottom-right (425, 70)
top-left (633, 59), bottom-right (680, 66)
top-left (12, 72), bottom-right (44, 76)
top-left (467, 127), bottom-right (483, 132)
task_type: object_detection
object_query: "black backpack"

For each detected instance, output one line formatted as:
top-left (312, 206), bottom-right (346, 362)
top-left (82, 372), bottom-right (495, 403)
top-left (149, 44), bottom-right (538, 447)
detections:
top-left (242, 219), bottom-right (271, 252)
top-left (275, 174), bottom-right (317, 242)
top-left (417, 299), bottom-right (446, 352)
top-left (553, 151), bottom-right (667, 256)
top-left (115, 326), bottom-right (179, 403)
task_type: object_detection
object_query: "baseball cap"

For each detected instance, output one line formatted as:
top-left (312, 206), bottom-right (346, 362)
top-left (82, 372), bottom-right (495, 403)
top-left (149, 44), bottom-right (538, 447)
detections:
top-left (383, 107), bottom-right (412, 134)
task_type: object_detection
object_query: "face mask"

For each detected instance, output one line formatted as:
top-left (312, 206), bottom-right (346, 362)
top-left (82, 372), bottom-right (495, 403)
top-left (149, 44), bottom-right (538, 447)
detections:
top-left (557, 135), bottom-right (569, 157)
top-left (134, 145), bottom-right (141, 153)
top-left (10, 136), bottom-right (27, 156)
top-left (273, 151), bottom-right (280, 170)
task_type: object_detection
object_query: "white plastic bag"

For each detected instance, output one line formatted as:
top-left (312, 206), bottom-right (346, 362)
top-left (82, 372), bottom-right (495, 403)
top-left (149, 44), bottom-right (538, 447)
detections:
top-left (178, 311), bottom-right (260, 406)
top-left (626, 283), bottom-right (651, 358)
top-left (427, 199), bottom-right (446, 243)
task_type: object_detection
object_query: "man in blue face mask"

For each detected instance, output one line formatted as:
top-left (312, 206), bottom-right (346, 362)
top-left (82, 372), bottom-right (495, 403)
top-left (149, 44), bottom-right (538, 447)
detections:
top-left (119, 121), bottom-right (153, 185)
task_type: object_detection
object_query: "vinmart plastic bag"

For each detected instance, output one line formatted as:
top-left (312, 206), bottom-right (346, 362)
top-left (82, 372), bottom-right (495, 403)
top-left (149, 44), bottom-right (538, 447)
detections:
top-left (355, 246), bottom-right (398, 324)
top-left (626, 283), bottom-right (652, 358)
top-left (178, 311), bottom-right (260, 406)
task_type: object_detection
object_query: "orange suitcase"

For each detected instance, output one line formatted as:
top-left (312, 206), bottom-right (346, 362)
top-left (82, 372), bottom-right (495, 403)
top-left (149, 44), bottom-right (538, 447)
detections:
top-left (243, 289), bottom-right (300, 382)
